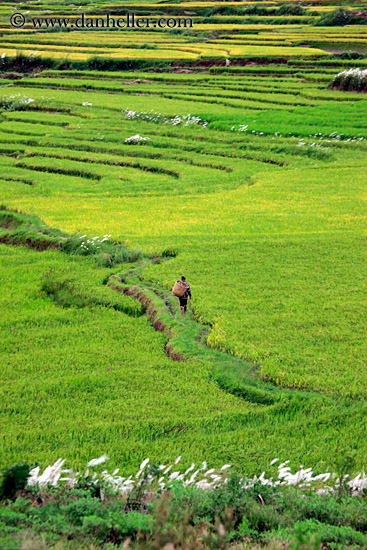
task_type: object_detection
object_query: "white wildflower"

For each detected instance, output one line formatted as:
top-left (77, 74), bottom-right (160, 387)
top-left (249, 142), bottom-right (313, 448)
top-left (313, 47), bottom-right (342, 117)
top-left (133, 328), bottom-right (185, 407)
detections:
top-left (87, 455), bottom-right (108, 467)
top-left (124, 134), bottom-right (150, 144)
top-left (136, 458), bottom-right (149, 477)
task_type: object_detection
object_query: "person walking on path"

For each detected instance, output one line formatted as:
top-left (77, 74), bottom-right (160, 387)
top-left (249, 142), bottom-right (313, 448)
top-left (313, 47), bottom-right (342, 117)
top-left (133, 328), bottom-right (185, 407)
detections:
top-left (179, 275), bottom-right (191, 315)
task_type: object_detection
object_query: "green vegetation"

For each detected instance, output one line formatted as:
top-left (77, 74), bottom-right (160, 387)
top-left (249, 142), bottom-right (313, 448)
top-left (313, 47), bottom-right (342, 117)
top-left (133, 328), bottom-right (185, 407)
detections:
top-left (1, 468), bottom-right (367, 550)
top-left (315, 8), bottom-right (367, 27)
top-left (0, 207), bottom-right (143, 265)
top-left (0, 57), bottom-right (367, 471)
top-left (1, 0), bottom-right (367, 545)
top-left (331, 68), bottom-right (367, 91)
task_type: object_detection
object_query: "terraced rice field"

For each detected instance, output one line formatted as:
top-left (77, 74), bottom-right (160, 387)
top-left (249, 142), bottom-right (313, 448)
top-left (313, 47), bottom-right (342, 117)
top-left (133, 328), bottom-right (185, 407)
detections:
top-left (0, 0), bottom-right (367, 476)
top-left (1, 0), bottom-right (367, 61)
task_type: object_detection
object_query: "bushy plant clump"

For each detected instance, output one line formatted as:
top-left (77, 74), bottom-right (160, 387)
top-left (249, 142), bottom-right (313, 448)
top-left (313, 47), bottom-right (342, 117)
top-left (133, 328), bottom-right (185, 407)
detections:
top-left (62, 234), bottom-right (143, 267)
top-left (0, 95), bottom-right (35, 112)
top-left (331, 68), bottom-right (367, 92)
top-left (315, 8), bottom-right (367, 26)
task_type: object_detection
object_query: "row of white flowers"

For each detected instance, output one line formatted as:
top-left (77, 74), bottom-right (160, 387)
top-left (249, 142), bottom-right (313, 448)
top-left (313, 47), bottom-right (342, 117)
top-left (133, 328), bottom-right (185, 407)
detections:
top-left (27, 456), bottom-right (367, 496)
top-left (122, 109), bottom-right (208, 128)
top-left (229, 125), bottom-right (365, 142)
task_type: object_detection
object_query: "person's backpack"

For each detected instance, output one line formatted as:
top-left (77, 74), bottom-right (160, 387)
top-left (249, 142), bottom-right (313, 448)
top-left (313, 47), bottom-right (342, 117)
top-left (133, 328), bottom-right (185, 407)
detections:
top-left (172, 280), bottom-right (189, 297)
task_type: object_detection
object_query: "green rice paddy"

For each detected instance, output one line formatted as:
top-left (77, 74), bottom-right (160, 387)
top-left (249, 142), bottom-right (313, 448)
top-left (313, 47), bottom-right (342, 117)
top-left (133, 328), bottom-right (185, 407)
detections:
top-left (0, 0), bottom-right (367, 477)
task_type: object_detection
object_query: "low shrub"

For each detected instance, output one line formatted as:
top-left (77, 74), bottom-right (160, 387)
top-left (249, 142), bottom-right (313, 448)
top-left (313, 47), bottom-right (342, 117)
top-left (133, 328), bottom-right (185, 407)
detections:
top-left (0, 95), bottom-right (35, 112)
top-left (138, 44), bottom-right (157, 50)
top-left (331, 68), bottom-right (367, 92)
top-left (315, 8), bottom-right (366, 26)
top-left (161, 248), bottom-right (178, 258)
top-left (0, 464), bottom-right (30, 501)
top-left (277, 3), bottom-right (306, 15)
top-left (62, 235), bottom-right (143, 266)
top-left (288, 519), bottom-right (367, 546)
